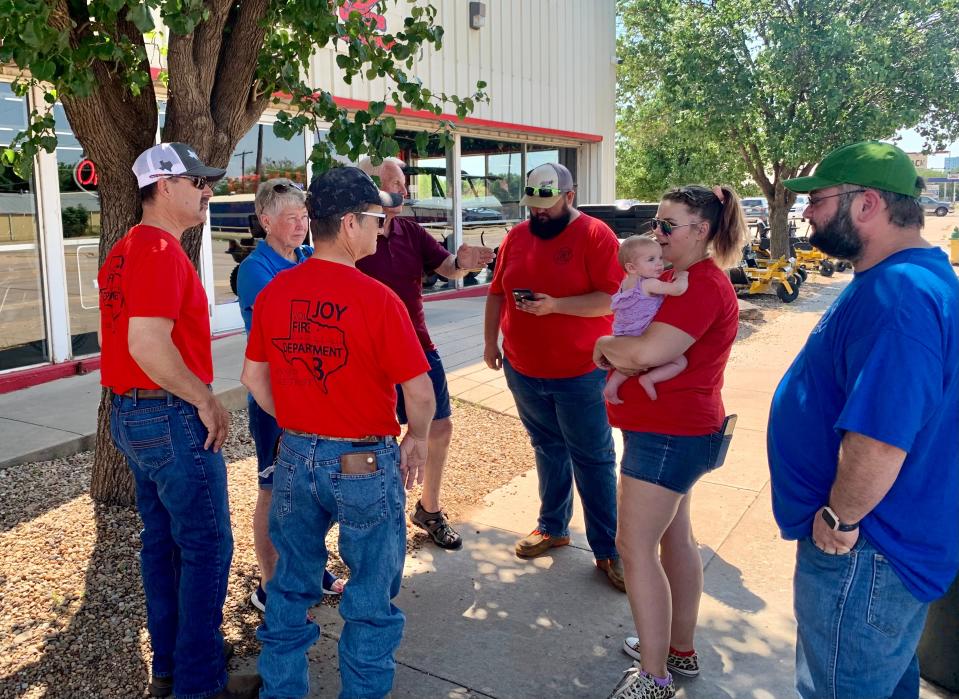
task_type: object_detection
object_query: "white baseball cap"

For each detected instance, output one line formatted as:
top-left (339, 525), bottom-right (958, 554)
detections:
top-left (132, 142), bottom-right (227, 189)
top-left (520, 163), bottom-right (575, 208)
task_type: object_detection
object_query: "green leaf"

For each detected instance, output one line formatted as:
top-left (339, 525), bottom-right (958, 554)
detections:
top-left (379, 137), bottom-right (399, 158)
top-left (381, 116), bottom-right (396, 135)
top-left (127, 4), bottom-right (155, 33)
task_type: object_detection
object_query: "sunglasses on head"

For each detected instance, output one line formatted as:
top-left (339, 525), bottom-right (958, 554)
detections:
top-left (524, 186), bottom-right (567, 198)
top-left (272, 182), bottom-right (304, 193)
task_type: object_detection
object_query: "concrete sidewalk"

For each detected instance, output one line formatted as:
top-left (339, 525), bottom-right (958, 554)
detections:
top-left (1, 293), bottom-right (952, 698)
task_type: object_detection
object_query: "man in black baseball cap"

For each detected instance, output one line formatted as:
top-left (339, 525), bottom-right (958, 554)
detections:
top-left (243, 166), bottom-right (434, 698)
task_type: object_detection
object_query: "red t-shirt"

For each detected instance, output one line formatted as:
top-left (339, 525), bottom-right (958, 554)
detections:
top-left (245, 258), bottom-right (430, 437)
top-left (606, 258), bottom-right (739, 435)
top-left (356, 217), bottom-right (450, 351)
top-left (98, 225), bottom-right (213, 394)
top-left (490, 213), bottom-right (622, 378)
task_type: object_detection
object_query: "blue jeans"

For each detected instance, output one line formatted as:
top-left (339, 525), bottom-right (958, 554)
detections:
top-left (794, 536), bottom-right (929, 699)
top-left (110, 393), bottom-right (233, 699)
top-left (503, 359), bottom-right (618, 559)
top-left (258, 432), bottom-right (406, 699)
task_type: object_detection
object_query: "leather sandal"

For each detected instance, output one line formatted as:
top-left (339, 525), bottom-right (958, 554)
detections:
top-left (411, 500), bottom-right (463, 550)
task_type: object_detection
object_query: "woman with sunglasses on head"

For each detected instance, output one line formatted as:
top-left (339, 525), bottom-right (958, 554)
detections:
top-left (594, 185), bottom-right (746, 699)
top-left (236, 178), bottom-right (347, 615)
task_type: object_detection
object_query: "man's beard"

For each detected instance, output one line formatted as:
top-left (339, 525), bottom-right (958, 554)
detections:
top-left (529, 206), bottom-right (572, 240)
top-left (809, 198), bottom-right (863, 262)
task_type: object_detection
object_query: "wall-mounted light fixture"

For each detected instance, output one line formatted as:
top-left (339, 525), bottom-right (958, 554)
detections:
top-left (469, 1), bottom-right (486, 29)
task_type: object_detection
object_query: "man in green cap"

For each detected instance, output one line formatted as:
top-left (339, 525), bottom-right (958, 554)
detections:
top-left (767, 140), bottom-right (958, 699)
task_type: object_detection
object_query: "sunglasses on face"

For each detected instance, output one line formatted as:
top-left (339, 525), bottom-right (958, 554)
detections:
top-left (524, 186), bottom-right (566, 198)
top-left (639, 218), bottom-right (699, 236)
top-left (167, 175), bottom-right (210, 190)
top-left (345, 211), bottom-right (386, 229)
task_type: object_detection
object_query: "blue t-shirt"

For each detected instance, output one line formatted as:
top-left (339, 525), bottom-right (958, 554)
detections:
top-left (767, 247), bottom-right (958, 602)
top-left (236, 240), bottom-right (312, 332)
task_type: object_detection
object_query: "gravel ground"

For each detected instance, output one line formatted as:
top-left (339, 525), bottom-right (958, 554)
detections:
top-left (0, 399), bottom-right (533, 699)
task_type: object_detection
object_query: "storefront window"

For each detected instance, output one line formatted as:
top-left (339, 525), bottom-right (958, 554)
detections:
top-left (0, 83), bottom-right (48, 370)
top-left (54, 104), bottom-right (101, 356)
top-left (209, 122), bottom-right (307, 305)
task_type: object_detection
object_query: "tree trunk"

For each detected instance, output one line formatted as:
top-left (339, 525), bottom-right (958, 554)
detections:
top-left (769, 180), bottom-right (794, 260)
top-left (60, 76), bottom-right (157, 506)
top-left (90, 388), bottom-right (135, 505)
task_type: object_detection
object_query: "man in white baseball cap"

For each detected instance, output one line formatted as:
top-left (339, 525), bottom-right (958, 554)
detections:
top-left (100, 143), bottom-right (258, 698)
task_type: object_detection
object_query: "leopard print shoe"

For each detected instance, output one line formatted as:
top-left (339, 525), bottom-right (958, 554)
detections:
top-left (622, 637), bottom-right (700, 677)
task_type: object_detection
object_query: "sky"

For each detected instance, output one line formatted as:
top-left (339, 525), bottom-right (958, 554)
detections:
top-left (890, 129), bottom-right (958, 169)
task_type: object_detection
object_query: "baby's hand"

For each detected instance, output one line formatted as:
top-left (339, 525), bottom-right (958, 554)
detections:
top-left (673, 271), bottom-right (689, 294)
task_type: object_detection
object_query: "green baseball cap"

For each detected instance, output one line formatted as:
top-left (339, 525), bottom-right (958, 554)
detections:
top-left (784, 141), bottom-right (921, 198)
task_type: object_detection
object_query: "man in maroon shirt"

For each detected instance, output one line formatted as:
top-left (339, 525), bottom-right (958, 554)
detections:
top-left (357, 156), bottom-right (494, 550)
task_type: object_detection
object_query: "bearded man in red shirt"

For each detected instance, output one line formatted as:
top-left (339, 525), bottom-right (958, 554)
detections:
top-left (483, 162), bottom-right (625, 592)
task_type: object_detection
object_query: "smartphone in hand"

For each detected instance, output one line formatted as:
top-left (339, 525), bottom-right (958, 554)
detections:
top-left (512, 288), bottom-right (536, 303)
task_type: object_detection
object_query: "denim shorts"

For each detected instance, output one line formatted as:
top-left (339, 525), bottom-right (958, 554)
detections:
top-left (396, 348), bottom-right (452, 423)
top-left (620, 429), bottom-right (727, 494)
top-left (248, 393), bottom-right (282, 489)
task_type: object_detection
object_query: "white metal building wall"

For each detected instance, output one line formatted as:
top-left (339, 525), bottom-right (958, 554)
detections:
top-left (311, 0), bottom-right (617, 203)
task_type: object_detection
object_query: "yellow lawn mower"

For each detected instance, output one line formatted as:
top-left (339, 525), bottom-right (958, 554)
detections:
top-left (727, 246), bottom-right (801, 303)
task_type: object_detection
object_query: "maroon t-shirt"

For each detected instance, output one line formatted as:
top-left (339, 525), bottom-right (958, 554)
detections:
top-left (356, 216), bottom-right (450, 351)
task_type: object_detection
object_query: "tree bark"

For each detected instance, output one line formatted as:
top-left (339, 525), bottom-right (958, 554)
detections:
top-left (769, 179), bottom-right (793, 260)
top-left (90, 388), bottom-right (135, 505)
top-left (59, 67), bottom-right (157, 505)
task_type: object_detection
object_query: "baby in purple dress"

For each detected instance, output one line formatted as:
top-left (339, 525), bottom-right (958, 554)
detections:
top-left (604, 235), bottom-right (689, 404)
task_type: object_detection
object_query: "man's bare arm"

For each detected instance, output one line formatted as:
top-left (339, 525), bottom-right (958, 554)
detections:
top-left (520, 290), bottom-right (612, 317)
top-left (241, 359), bottom-right (275, 417)
top-left (829, 431), bottom-right (907, 524)
top-left (128, 316), bottom-right (229, 450)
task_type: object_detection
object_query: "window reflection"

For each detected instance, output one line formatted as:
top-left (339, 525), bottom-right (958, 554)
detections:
top-left (209, 122), bottom-right (307, 305)
top-left (0, 83), bottom-right (48, 370)
top-left (54, 103), bottom-right (101, 356)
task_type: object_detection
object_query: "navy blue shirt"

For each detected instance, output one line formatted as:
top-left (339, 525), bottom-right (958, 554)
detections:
top-left (768, 247), bottom-right (958, 602)
top-left (236, 240), bottom-right (312, 332)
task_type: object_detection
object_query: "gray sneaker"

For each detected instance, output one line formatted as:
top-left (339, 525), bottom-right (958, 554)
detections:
top-left (607, 666), bottom-right (675, 699)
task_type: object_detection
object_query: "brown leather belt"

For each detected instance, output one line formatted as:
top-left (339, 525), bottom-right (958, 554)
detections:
top-left (120, 388), bottom-right (173, 400)
top-left (285, 429), bottom-right (390, 444)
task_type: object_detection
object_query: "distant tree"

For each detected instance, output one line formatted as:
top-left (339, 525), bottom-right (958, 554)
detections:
top-left (618, 0), bottom-right (959, 257)
top-left (616, 93), bottom-right (759, 201)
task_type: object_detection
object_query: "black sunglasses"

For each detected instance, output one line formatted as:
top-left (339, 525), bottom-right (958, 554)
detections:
top-left (524, 186), bottom-right (567, 198)
top-left (168, 175), bottom-right (210, 190)
top-left (639, 218), bottom-right (699, 236)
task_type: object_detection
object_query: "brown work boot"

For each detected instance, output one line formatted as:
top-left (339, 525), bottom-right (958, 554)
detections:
top-left (515, 529), bottom-right (571, 558)
top-left (211, 673), bottom-right (262, 699)
top-left (596, 558), bottom-right (626, 593)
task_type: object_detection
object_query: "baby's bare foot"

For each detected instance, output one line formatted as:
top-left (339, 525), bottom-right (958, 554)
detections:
top-left (638, 375), bottom-right (658, 401)
top-left (603, 383), bottom-right (624, 405)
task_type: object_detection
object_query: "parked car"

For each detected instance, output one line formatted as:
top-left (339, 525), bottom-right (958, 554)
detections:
top-left (741, 197), bottom-right (769, 226)
top-left (918, 195), bottom-right (954, 217)
top-left (789, 195), bottom-right (810, 219)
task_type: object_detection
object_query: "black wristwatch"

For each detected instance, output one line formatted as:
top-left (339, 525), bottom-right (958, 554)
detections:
top-left (453, 255), bottom-right (461, 270)
top-left (821, 506), bottom-right (859, 532)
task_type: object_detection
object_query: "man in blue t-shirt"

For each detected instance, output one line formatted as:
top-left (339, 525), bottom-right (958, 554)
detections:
top-left (767, 141), bottom-right (958, 699)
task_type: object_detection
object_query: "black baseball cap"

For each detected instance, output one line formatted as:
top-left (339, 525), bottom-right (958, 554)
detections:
top-left (307, 166), bottom-right (402, 219)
